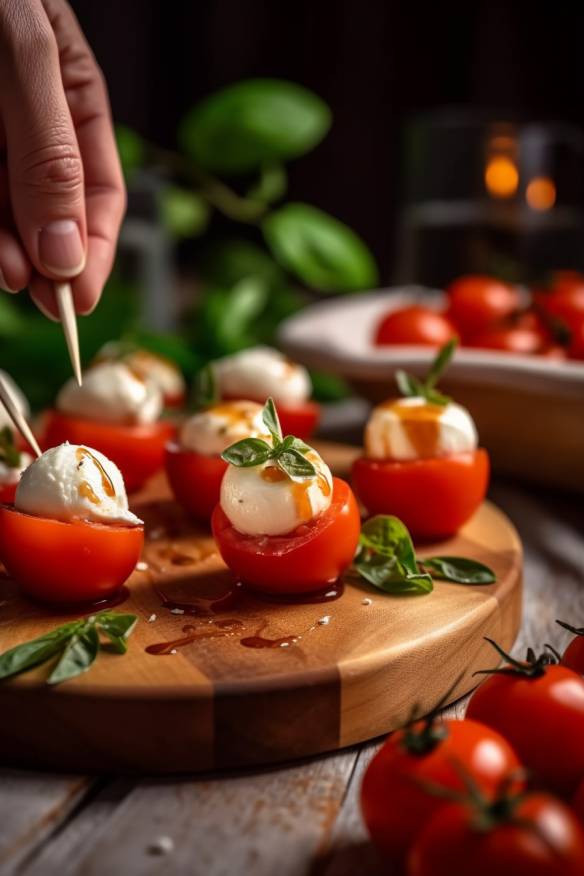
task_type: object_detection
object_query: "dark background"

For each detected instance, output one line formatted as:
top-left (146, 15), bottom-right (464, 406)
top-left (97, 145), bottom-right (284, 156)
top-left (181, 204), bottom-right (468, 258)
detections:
top-left (69, 1), bottom-right (584, 281)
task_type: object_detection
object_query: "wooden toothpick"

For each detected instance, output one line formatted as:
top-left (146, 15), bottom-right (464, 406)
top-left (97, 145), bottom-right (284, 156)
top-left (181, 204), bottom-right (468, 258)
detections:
top-left (54, 282), bottom-right (82, 386)
top-left (0, 374), bottom-right (42, 458)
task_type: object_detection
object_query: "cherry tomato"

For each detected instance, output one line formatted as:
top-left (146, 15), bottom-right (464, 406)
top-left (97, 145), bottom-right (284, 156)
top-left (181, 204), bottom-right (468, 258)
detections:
top-left (559, 624), bottom-right (584, 674)
top-left (573, 777), bottom-right (584, 825)
top-left (164, 390), bottom-right (186, 409)
top-left (352, 450), bottom-right (489, 540)
top-left (0, 482), bottom-right (17, 504)
top-left (43, 410), bottom-right (175, 492)
top-left (165, 443), bottom-right (227, 521)
top-left (374, 306), bottom-right (458, 347)
top-left (542, 272), bottom-right (584, 325)
top-left (0, 506), bottom-right (143, 603)
top-left (211, 477), bottom-right (360, 595)
top-left (446, 276), bottom-right (521, 340)
top-left (408, 792), bottom-right (584, 876)
top-left (467, 659), bottom-right (584, 796)
top-left (467, 326), bottom-right (544, 354)
top-left (361, 718), bottom-right (522, 868)
top-left (567, 316), bottom-right (584, 360)
top-left (222, 394), bottom-right (320, 442)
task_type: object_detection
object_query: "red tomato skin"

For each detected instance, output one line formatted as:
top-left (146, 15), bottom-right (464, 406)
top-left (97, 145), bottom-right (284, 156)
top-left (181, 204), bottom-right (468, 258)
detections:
top-left (222, 394), bottom-right (320, 442)
top-left (467, 326), bottom-right (544, 354)
top-left (562, 636), bottom-right (584, 674)
top-left (165, 443), bottom-right (227, 521)
top-left (0, 482), bottom-right (17, 504)
top-left (43, 410), bottom-right (175, 492)
top-left (374, 306), bottom-right (458, 347)
top-left (164, 391), bottom-right (186, 409)
top-left (408, 793), bottom-right (584, 876)
top-left (361, 719), bottom-right (522, 868)
top-left (446, 276), bottom-right (521, 340)
top-left (0, 506), bottom-right (143, 603)
top-left (211, 478), bottom-right (360, 595)
top-left (573, 778), bottom-right (584, 825)
top-left (352, 450), bottom-right (489, 540)
top-left (568, 317), bottom-right (584, 360)
top-left (543, 275), bottom-right (584, 325)
top-left (467, 665), bottom-right (584, 797)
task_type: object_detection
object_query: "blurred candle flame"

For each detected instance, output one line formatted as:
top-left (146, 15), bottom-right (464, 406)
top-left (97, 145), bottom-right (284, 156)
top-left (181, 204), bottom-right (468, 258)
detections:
top-left (526, 176), bottom-right (556, 211)
top-left (485, 155), bottom-right (519, 199)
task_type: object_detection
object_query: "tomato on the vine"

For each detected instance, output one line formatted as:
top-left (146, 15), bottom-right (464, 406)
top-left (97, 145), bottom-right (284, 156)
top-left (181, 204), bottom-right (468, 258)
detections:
top-left (467, 326), bottom-right (544, 354)
top-left (374, 306), bottom-right (458, 347)
top-left (408, 791), bottom-right (584, 876)
top-left (445, 276), bottom-right (521, 339)
top-left (466, 641), bottom-right (584, 796)
top-left (360, 716), bottom-right (522, 868)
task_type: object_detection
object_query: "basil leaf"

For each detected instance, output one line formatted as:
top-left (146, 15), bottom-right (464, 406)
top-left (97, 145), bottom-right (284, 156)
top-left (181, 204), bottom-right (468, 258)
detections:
top-left (423, 388), bottom-right (451, 406)
top-left (159, 187), bottom-right (209, 239)
top-left (395, 370), bottom-right (425, 399)
top-left (0, 426), bottom-right (21, 468)
top-left (354, 553), bottom-right (433, 595)
top-left (425, 339), bottom-right (457, 391)
top-left (359, 515), bottom-right (418, 574)
top-left (0, 621), bottom-right (81, 680)
top-left (276, 448), bottom-right (317, 480)
top-left (262, 397), bottom-right (282, 445)
top-left (423, 556), bottom-right (496, 585)
top-left (221, 437), bottom-right (272, 467)
top-left (48, 623), bottom-right (100, 685)
top-left (96, 613), bottom-right (138, 654)
top-left (247, 163), bottom-right (287, 205)
top-left (288, 437), bottom-right (313, 455)
top-left (192, 365), bottom-right (218, 411)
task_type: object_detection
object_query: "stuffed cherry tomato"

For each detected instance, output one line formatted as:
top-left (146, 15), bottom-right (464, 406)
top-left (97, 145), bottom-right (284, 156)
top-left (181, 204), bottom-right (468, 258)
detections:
top-left (361, 717), bottom-right (522, 869)
top-left (445, 275), bottom-right (521, 340)
top-left (212, 346), bottom-right (320, 440)
top-left (0, 443), bottom-right (143, 603)
top-left (43, 362), bottom-right (174, 492)
top-left (559, 621), bottom-right (584, 674)
top-left (211, 400), bottom-right (360, 595)
top-left (165, 400), bottom-right (270, 521)
top-left (467, 644), bottom-right (584, 797)
top-left (352, 342), bottom-right (489, 539)
top-left (374, 305), bottom-right (458, 347)
top-left (94, 341), bottom-right (186, 408)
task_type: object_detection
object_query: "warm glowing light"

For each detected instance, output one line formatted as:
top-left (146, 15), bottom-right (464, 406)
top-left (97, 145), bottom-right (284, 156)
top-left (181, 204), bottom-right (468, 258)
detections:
top-left (526, 177), bottom-right (556, 211)
top-left (485, 156), bottom-right (519, 199)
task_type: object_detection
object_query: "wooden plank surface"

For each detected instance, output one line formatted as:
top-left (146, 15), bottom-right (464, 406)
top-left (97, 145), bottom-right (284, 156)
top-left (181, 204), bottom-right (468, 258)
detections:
top-left (0, 478), bottom-right (581, 876)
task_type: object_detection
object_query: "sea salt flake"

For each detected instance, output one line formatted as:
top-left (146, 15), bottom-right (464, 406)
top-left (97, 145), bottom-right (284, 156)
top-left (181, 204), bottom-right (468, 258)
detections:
top-left (147, 613), bottom-right (157, 623)
top-left (362, 598), bottom-right (373, 606)
top-left (318, 615), bottom-right (331, 625)
top-left (170, 649), bottom-right (178, 655)
top-left (148, 836), bottom-right (175, 855)
top-left (170, 608), bottom-right (185, 615)
top-left (135, 561), bottom-right (148, 571)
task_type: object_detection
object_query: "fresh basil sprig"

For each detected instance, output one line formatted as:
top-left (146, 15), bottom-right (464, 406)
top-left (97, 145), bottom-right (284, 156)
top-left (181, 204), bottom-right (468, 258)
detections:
top-left (395, 338), bottom-right (457, 406)
top-left (0, 426), bottom-right (21, 469)
top-left (0, 611), bottom-right (138, 685)
top-left (353, 514), bottom-right (495, 595)
top-left (221, 397), bottom-right (317, 480)
top-left (191, 364), bottom-right (219, 411)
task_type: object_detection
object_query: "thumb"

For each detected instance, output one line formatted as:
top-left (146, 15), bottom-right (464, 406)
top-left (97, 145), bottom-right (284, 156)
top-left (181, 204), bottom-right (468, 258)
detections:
top-left (2, 19), bottom-right (87, 281)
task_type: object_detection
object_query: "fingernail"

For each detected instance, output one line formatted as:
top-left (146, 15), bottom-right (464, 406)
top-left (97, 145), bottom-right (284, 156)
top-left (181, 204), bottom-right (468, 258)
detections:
top-left (33, 296), bottom-right (59, 322)
top-left (38, 220), bottom-right (85, 278)
top-left (0, 268), bottom-right (18, 293)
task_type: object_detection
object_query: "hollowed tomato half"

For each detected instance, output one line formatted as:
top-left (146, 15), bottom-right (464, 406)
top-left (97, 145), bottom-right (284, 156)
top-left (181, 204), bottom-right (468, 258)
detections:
top-left (165, 443), bottom-right (227, 521)
top-left (352, 449), bottom-right (489, 540)
top-left (0, 506), bottom-right (144, 603)
top-left (43, 410), bottom-right (175, 492)
top-left (211, 477), bottom-right (360, 595)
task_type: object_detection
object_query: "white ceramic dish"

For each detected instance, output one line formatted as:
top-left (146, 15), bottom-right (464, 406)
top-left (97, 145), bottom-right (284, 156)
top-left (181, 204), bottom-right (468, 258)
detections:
top-left (279, 287), bottom-right (584, 491)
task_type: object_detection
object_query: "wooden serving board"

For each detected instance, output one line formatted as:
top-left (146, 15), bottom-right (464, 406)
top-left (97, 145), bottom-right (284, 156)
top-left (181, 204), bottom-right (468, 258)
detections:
top-left (0, 442), bottom-right (522, 774)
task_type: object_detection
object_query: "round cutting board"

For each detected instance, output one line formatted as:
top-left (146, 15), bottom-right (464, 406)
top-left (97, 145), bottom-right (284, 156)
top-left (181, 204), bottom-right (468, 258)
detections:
top-left (0, 442), bottom-right (522, 773)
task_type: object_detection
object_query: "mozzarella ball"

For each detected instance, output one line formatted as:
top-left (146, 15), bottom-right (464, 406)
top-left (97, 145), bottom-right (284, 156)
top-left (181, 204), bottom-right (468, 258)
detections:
top-left (220, 449), bottom-right (333, 536)
top-left (96, 343), bottom-right (185, 402)
top-left (365, 397), bottom-right (478, 461)
top-left (16, 443), bottom-right (141, 525)
top-left (181, 401), bottom-right (270, 456)
top-left (57, 362), bottom-right (163, 425)
top-left (212, 346), bottom-right (311, 406)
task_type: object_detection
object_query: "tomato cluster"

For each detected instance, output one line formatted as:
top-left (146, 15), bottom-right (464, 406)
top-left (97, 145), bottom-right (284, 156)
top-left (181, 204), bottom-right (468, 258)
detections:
top-left (374, 272), bottom-right (584, 360)
top-left (361, 629), bottom-right (584, 874)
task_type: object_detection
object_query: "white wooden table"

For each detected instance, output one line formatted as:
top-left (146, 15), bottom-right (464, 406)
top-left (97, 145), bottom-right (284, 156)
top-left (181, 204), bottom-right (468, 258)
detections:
top-left (1, 439), bottom-right (582, 875)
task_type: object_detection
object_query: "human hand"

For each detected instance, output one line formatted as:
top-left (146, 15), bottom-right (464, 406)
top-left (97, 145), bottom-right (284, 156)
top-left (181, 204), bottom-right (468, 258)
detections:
top-left (0, 0), bottom-right (125, 318)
